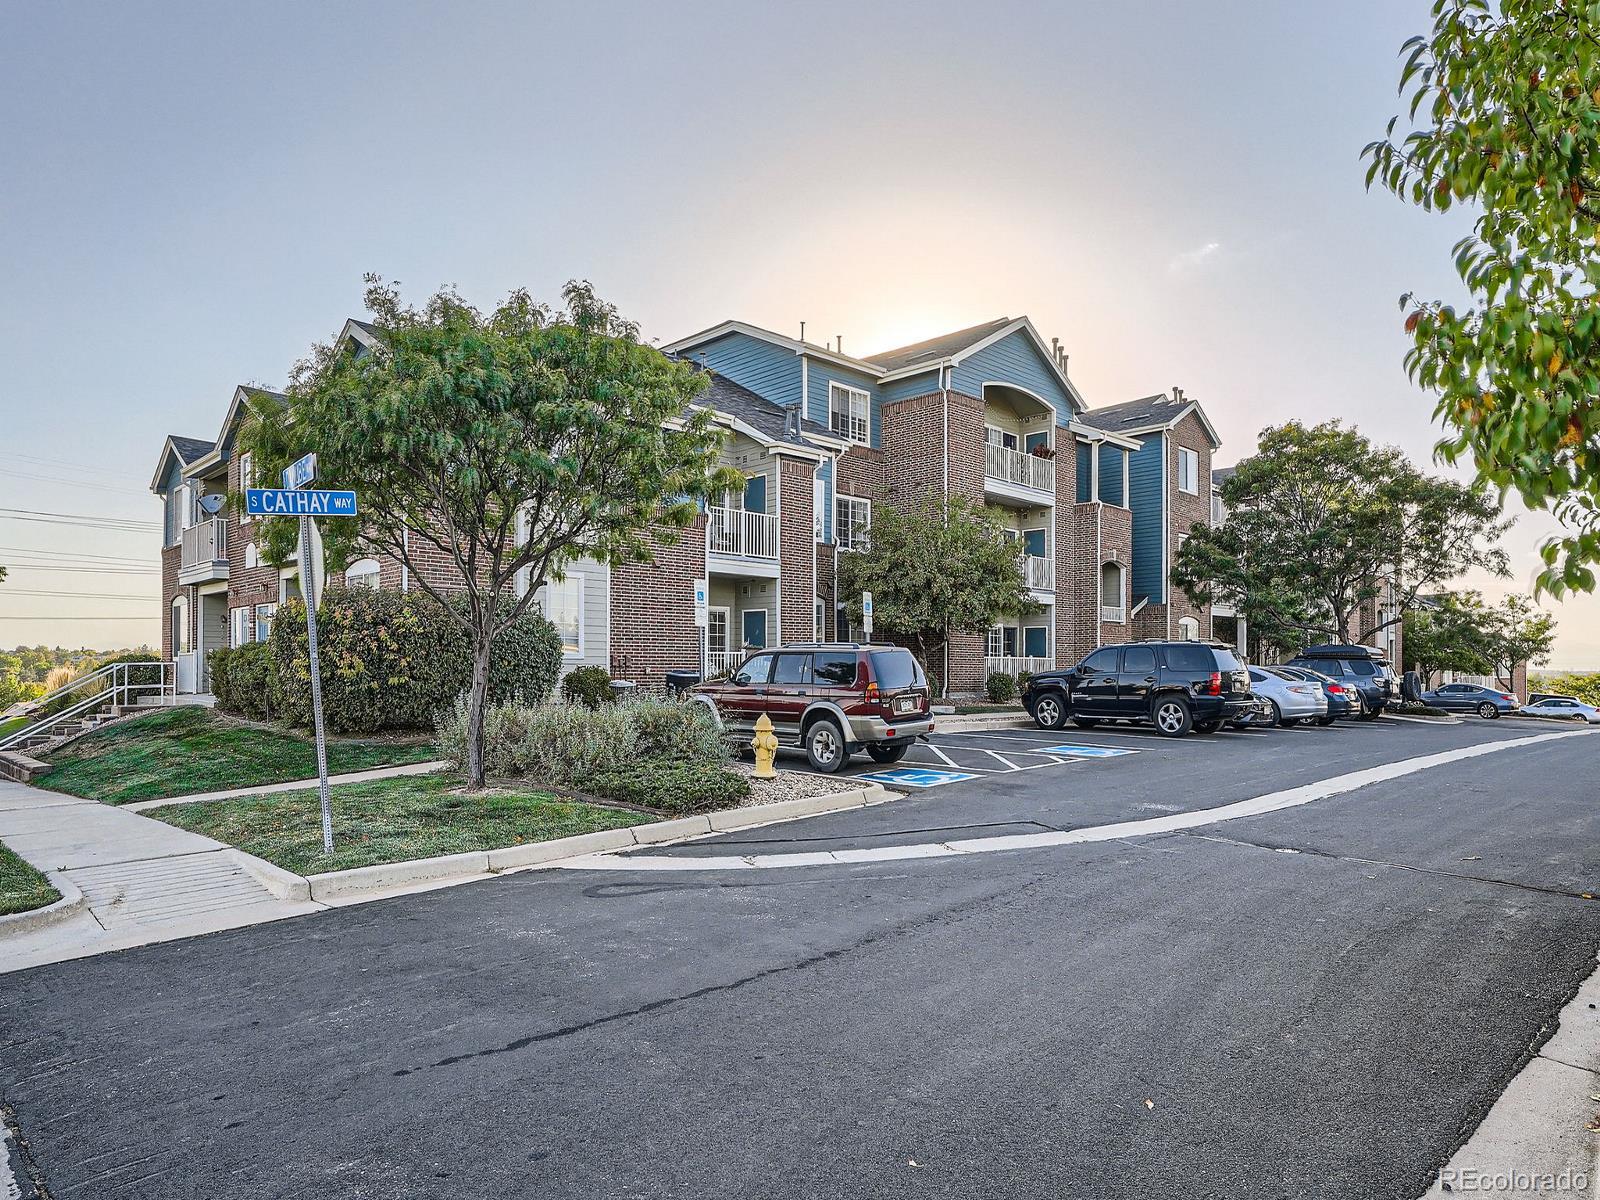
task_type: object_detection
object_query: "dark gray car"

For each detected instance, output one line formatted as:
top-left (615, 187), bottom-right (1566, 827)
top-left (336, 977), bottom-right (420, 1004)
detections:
top-left (1422, 682), bottom-right (1519, 719)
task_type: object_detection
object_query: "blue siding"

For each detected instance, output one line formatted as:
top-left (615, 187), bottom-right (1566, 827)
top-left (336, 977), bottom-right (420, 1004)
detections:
top-left (692, 332), bottom-right (801, 406)
top-left (879, 369), bottom-right (940, 405)
top-left (1128, 434), bottom-right (1166, 603)
top-left (950, 328), bottom-right (1075, 419)
top-left (807, 359), bottom-right (881, 449)
top-left (1075, 441), bottom-right (1093, 503)
top-left (1097, 444), bottom-right (1126, 506)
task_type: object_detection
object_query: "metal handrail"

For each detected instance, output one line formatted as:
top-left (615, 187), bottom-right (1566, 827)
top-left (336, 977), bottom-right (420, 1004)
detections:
top-left (0, 662), bottom-right (176, 753)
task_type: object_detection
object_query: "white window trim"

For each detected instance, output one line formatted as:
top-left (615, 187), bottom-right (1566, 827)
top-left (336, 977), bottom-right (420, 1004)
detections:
top-left (171, 595), bottom-right (190, 654)
top-left (254, 602), bottom-right (277, 643)
top-left (828, 382), bottom-right (870, 445)
top-left (812, 473), bottom-right (827, 543)
top-left (229, 606), bottom-right (251, 648)
top-left (1099, 562), bottom-right (1126, 612)
top-left (539, 574), bottom-right (584, 659)
top-left (238, 452), bottom-right (255, 525)
top-left (346, 557), bottom-right (381, 590)
top-left (835, 495), bottom-right (871, 553)
top-left (814, 596), bottom-right (825, 642)
top-left (984, 424), bottom-right (1020, 452)
top-left (1178, 446), bottom-right (1200, 495)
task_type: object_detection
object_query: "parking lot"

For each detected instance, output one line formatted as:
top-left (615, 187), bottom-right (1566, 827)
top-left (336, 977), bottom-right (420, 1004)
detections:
top-left (656, 713), bottom-right (1588, 861)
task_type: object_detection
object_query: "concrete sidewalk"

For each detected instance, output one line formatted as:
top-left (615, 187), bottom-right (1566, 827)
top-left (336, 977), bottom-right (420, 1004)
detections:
top-left (0, 779), bottom-right (321, 974)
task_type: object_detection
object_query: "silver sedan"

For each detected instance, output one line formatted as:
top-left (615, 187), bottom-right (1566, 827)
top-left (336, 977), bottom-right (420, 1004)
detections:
top-left (1519, 697), bottom-right (1600, 723)
top-left (1247, 667), bottom-right (1329, 728)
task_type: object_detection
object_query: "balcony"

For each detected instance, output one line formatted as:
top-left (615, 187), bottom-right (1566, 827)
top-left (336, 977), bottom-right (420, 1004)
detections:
top-left (987, 655), bottom-right (1054, 677)
top-left (1100, 603), bottom-right (1126, 624)
top-left (178, 518), bottom-right (229, 585)
top-left (1022, 554), bottom-right (1054, 592)
top-left (984, 443), bottom-right (1055, 504)
top-left (707, 505), bottom-right (779, 562)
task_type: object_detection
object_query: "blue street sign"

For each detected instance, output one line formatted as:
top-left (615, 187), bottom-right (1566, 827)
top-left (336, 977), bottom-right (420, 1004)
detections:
top-left (245, 488), bottom-right (358, 517)
top-left (282, 452), bottom-right (318, 490)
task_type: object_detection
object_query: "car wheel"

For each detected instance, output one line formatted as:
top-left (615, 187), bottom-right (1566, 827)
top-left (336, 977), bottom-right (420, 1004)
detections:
top-left (1151, 696), bottom-right (1193, 737)
top-left (1317, 715), bottom-right (1335, 727)
top-left (1264, 700), bottom-right (1283, 729)
top-left (1477, 701), bottom-right (1499, 720)
top-left (1033, 692), bottom-right (1068, 730)
top-left (867, 742), bottom-right (909, 765)
top-left (1281, 717), bottom-right (1300, 728)
top-left (1194, 719), bottom-right (1221, 734)
top-left (805, 719), bottom-right (849, 773)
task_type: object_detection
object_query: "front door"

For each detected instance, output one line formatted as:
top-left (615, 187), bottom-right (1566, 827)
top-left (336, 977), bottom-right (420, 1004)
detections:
top-left (1073, 646), bottom-right (1121, 715)
top-left (742, 608), bottom-right (768, 654)
top-left (1117, 644), bottom-right (1160, 717)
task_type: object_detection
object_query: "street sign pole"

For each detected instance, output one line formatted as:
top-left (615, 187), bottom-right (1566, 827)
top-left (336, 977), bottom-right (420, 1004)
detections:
top-left (299, 513), bottom-right (333, 854)
top-left (862, 591), bottom-right (874, 639)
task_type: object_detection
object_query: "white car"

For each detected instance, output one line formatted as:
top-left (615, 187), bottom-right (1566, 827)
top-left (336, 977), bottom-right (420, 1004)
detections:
top-left (1519, 697), bottom-right (1600, 724)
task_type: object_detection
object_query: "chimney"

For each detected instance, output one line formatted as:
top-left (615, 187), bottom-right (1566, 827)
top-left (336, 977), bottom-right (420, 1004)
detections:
top-left (1051, 336), bottom-right (1060, 363)
top-left (836, 335), bottom-right (843, 354)
top-left (800, 321), bottom-right (806, 342)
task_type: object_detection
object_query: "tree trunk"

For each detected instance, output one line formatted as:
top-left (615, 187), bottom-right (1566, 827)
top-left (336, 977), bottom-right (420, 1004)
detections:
top-left (464, 627), bottom-right (494, 790)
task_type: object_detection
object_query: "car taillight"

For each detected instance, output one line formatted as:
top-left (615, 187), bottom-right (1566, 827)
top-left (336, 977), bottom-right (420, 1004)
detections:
top-left (1204, 672), bottom-right (1221, 696)
top-left (1327, 684), bottom-right (1344, 694)
top-left (1501, 694), bottom-right (1515, 702)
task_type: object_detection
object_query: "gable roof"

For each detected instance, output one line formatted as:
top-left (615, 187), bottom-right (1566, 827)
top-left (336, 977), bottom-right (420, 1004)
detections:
top-left (149, 434), bottom-right (216, 492)
top-left (662, 319), bottom-right (885, 376)
top-left (862, 318), bottom-right (1013, 373)
top-left (1086, 393), bottom-right (1222, 448)
top-left (692, 369), bottom-right (842, 456)
top-left (1211, 465), bottom-right (1236, 488)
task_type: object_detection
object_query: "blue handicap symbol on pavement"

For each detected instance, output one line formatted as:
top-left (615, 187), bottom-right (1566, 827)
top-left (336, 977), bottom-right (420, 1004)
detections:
top-left (1039, 745), bottom-right (1139, 758)
top-left (859, 768), bottom-right (979, 788)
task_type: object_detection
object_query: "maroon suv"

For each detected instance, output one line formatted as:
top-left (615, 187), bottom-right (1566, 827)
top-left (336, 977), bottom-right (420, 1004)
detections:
top-left (692, 643), bottom-right (934, 773)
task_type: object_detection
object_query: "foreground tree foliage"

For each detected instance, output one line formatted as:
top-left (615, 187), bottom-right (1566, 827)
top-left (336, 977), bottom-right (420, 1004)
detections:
top-left (1173, 421), bottom-right (1510, 652)
top-left (1364, 0), bottom-right (1600, 593)
top-left (241, 278), bottom-right (739, 787)
top-left (835, 496), bottom-right (1038, 696)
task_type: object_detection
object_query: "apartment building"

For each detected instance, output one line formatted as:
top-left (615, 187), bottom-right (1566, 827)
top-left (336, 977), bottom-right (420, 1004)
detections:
top-left (153, 314), bottom-right (1225, 696)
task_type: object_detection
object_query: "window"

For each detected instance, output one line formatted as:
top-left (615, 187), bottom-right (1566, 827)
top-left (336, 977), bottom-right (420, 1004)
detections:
top-left (814, 597), bottom-right (825, 642)
top-left (985, 426), bottom-right (1019, 452)
top-left (539, 576), bottom-right (583, 657)
top-left (828, 382), bottom-right (870, 444)
top-left (171, 595), bottom-right (190, 654)
top-left (244, 543), bottom-right (259, 570)
top-left (836, 495), bottom-right (871, 552)
top-left (238, 452), bottom-right (254, 523)
top-left (869, 650), bottom-right (924, 689)
top-left (836, 603), bottom-right (852, 643)
top-left (1177, 446), bottom-right (1200, 495)
top-left (772, 653), bottom-right (811, 685)
top-left (254, 603), bottom-right (277, 643)
top-left (229, 606), bottom-right (251, 648)
top-left (1100, 562), bottom-right (1123, 608)
top-left (345, 558), bottom-right (381, 590)
top-left (813, 474), bottom-right (827, 541)
top-left (986, 626), bottom-right (1019, 657)
top-left (812, 651), bottom-right (858, 686)
top-left (1177, 615), bottom-right (1200, 641)
top-left (1123, 646), bottom-right (1157, 674)
top-left (1023, 626), bottom-right (1048, 658)
top-left (1164, 644), bottom-right (1215, 672)
top-left (1081, 647), bottom-right (1120, 674)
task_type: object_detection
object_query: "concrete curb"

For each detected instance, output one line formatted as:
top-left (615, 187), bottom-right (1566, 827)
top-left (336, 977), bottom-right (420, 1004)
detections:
top-left (933, 713), bottom-right (1032, 733)
top-left (0, 870), bottom-right (85, 938)
top-left (275, 783), bottom-right (893, 904)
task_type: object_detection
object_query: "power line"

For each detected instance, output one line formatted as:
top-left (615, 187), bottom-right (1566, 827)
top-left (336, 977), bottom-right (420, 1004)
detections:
top-left (0, 615), bottom-right (158, 621)
top-left (0, 508), bottom-right (160, 532)
top-left (2, 566), bottom-right (158, 575)
top-left (0, 469), bottom-right (151, 498)
top-left (1, 547), bottom-right (154, 565)
top-left (1, 590), bottom-right (158, 600)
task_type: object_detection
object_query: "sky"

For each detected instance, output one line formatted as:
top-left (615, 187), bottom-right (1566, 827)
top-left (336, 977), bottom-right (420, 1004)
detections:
top-left (3, 0), bottom-right (1598, 669)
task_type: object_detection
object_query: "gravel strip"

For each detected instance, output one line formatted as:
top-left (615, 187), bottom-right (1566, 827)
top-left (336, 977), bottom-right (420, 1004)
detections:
top-left (731, 761), bottom-right (858, 806)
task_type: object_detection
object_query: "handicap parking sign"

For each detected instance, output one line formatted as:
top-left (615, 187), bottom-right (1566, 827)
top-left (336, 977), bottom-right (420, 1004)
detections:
top-left (1040, 745), bottom-right (1139, 758)
top-left (859, 767), bottom-right (979, 788)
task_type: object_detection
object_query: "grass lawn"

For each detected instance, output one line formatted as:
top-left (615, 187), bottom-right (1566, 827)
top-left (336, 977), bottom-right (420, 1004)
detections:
top-left (152, 773), bottom-right (656, 875)
top-left (39, 707), bottom-right (439, 805)
top-left (0, 715), bottom-right (27, 739)
top-left (1, 839), bottom-right (61, 917)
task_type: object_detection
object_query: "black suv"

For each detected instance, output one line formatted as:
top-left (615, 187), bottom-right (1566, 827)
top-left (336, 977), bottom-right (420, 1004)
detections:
top-left (1022, 641), bottom-right (1254, 737)
top-left (1285, 644), bottom-right (1397, 720)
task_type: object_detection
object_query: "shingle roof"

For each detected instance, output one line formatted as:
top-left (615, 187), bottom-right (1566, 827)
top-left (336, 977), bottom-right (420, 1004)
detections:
top-left (863, 318), bottom-right (1013, 373)
top-left (693, 370), bottom-right (833, 450)
top-left (169, 435), bottom-right (216, 463)
top-left (1212, 465), bottom-right (1236, 487)
top-left (1084, 394), bottom-right (1190, 434)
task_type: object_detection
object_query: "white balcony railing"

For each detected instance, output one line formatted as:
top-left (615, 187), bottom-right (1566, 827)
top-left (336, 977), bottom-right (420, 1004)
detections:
top-left (1023, 554), bottom-right (1054, 591)
top-left (984, 443), bottom-right (1055, 492)
top-left (1100, 604), bottom-right (1126, 624)
top-left (705, 649), bottom-right (746, 680)
top-left (987, 655), bottom-right (1054, 677)
top-left (181, 518), bottom-right (227, 568)
top-left (707, 505), bottom-right (779, 560)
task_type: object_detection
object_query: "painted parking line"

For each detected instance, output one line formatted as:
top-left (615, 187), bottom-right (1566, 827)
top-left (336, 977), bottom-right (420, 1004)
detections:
top-left (1037, 744), bottom-right (1139, 758)
top-left (951, 729), bottom-right (1178, 746)
top-left (857, 767), bottom-right (981, 789)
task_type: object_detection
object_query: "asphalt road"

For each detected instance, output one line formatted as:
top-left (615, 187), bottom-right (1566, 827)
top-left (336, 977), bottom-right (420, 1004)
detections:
top-left (1, 717), bottom-right (1596, 1199)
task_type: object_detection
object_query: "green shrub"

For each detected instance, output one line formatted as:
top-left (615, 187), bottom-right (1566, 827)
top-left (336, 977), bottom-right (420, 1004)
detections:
top-left (271, 587), bottom-right (562, 733)
top-left (515, 702), bottom-right (637, 784)
top-left (210, 643), bottom-right (278, 721)
top-left (586, 760), bottom-right (750, 814)
top-left (622, 697), bottom-right (727, 763)
top-left (985, 672), bottom-right (1018, 703)
top-left (1017, 670), bottom-right (1033, 692)
top-left (561, 665), bottom-right (614, 707)
top-left (434, 694), bottom-right (537, 778)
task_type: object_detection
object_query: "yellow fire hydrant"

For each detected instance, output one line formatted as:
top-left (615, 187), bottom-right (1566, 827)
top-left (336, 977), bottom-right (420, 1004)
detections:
top-left (751, 713), bottom-right (779, 780)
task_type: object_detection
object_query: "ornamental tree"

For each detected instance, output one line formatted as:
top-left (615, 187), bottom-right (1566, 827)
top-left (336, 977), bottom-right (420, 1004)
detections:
top-left (835, 495), bottom-right (1039, 695)
top-left (1402, 592), bottom-right (1496, 680)
top-left (1364, 0), bottom-right (1600, 594)
top-left (1172, 421), bottom-right (1510, 652)
top-left (1481, 591), bottom-right (1558, 687)
top-left (241, 277), bottom-right (739, 788)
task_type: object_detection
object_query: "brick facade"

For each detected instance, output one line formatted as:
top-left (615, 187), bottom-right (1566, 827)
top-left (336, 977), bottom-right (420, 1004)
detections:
top-left (779, 456), bottom-right (817, 646)
top-left (609, 517), bottom-right (708, 684)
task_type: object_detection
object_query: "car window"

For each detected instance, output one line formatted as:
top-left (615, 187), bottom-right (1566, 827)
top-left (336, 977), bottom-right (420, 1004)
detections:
top-left (1346, 660), bottom-right (1377, 676)
top-left (1213, 648), bottom-right (1245, 672)
top-left (1163, 644), bottom-right (1213, 672)
top-left (1249, 669), bottom-right (1268, 683)
top-left (812, 651), bottom-right (859, 687)
top-left (735, 655), bottom-right (773, 685)
top-left (1122, 646), bottom-right (1157, 674)
top-left (1081, 647), bottom-right (1120, 673)
top-left (1264, 667), bottom-right (1298, 681)
top-left (868, 650), bottom-right (924, 689)
top-left (771, 654), bottom-right (811, 685)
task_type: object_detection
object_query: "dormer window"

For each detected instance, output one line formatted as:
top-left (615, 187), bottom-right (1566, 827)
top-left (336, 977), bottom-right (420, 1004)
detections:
top-left (828, 383), bottom-right (870, 445)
